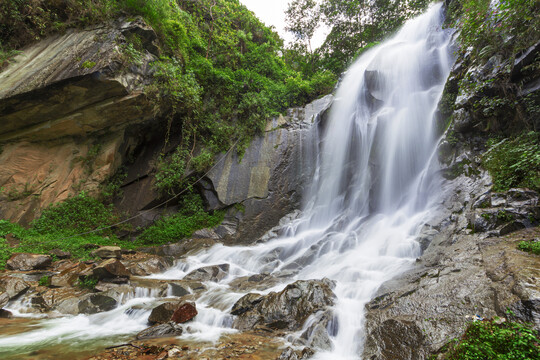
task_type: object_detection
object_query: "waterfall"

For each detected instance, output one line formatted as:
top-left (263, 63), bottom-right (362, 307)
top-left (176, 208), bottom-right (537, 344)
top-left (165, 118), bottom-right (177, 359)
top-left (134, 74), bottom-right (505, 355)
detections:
top-left (155, 3), bottom-right (454, 357)
top-left (0, 3), bottom-right (454, 359)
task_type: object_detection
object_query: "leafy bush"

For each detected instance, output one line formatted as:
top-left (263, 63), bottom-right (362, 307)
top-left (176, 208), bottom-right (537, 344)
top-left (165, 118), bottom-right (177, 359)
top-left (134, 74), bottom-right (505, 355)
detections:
top-left (517, 240), bottom-right (540, 255)
top-left (433, 318), bottom-right (540, 359)
top-left (139, 192), bottom-right (225, 244)
top-left (453, 0), bottom-right (539, 60)
top-left (483, 132), bottom-right (540, 192)
top-left (31, 192), bottom-right (117, 236)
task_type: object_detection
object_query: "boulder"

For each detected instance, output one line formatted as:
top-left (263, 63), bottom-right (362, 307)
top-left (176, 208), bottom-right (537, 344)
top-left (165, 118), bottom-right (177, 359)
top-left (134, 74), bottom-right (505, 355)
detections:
top-left (148, 302), bottom-right (178, 325)
top-left (51, 263), bottom-right (93, 287)
top-left (0, 309), bottom-right (13, 318)
top-left (232, 279), bottom-right (336, 331)
top-left (91, 246), bottom-right (122, 259)
top-left (184, 264), bottom-right (230, 282)
top-left (231, 293), bottom-right (264, 316)
top-left (136, 322), bottom-right (183, 340)
top-left (148, 301), bottom-right (197, 324)
top-left (278, 347), bottom-right (315, 360)
top-left (123, 256), bottom-right (172, 276)
top-left (78, 293), bottom-right (117, 314)
top-left (48, 249), bottom-right (72, 259)
top-left (6, 253), bottom-right (52, 271)
top-left (0, 291), bottom-right (9, 308)
top-left (82, 259), bottom-right (131, 281)
top-left (170, 302), bottom-right (198, 324)
top-left (0, 276), bottom-right (30, 299)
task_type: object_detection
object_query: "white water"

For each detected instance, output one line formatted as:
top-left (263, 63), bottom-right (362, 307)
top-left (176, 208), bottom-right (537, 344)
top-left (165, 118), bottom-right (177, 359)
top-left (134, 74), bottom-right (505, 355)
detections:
top-left (0, 4), bottom-right (453, 359)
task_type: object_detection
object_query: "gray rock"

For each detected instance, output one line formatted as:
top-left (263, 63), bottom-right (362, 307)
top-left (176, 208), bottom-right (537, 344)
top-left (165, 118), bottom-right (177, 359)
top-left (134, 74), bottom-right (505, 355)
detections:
top-left (81, 259), bottom-right (131, 281)
top-left (232, 279), bottom-right (336, 331)
top-left (6, 253), bottom-right (52, 271)
top-left (78, 293), bottom-right (117, 314)
top-left (278, 347), bottom-right (315, 360)
top-left (184, 264), bottom-right (230, 282)
top-left (0, 276), bottom-right (30, 299)
top-left (148, 302), bottom-right (178, 324)
top-left (363, 319), bottom-right (425, 360)
top-left (136, 322), bottom-right (183, 340)
top-left (203, 95), bottom-right (332, 244)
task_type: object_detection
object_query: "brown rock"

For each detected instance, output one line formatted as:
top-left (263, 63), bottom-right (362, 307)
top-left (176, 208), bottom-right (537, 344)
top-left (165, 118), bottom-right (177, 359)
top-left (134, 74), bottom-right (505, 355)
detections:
top-left (91, 246), bottom-right (122, 259)
top-left (51, 263), bottom-right (92, 287)
top-left (49, 249), bottom-right (72, 259)
top-left (170, 302), bottom-right (198, 324)
top-left (0, 309), bottom-right (13, 318)
top-left (81, 259), bottom-right (130, 281)
top-left (6, 253), bottom-right (52, 271)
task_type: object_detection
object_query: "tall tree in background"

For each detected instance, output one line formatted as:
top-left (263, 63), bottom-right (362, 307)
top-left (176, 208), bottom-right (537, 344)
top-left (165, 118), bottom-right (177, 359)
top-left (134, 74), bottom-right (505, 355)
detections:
top-left (285, 0), bottom-right (321, 54)
top-left (285, 0), bottom-right (431, 76)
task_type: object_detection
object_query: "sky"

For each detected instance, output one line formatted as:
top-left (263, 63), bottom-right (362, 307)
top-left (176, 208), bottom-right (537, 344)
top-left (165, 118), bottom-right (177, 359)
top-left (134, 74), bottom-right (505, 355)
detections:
top-left (239, 0), bottom-right (328, 49)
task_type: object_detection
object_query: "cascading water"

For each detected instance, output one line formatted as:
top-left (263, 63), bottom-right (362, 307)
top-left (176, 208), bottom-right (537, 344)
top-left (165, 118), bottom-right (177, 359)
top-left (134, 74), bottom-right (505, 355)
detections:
top-left (0, 3), bottom-right (454, 359)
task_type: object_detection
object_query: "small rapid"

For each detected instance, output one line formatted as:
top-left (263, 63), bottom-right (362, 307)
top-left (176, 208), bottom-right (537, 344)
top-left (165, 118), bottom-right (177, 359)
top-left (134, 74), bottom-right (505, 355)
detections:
top-left (0, 3), bottom-right (454, 359)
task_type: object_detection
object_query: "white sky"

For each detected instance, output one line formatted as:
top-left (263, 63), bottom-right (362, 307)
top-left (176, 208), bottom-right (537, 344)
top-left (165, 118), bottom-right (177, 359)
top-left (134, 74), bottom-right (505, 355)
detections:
top-left (239, 0), bottom-right (328, 49)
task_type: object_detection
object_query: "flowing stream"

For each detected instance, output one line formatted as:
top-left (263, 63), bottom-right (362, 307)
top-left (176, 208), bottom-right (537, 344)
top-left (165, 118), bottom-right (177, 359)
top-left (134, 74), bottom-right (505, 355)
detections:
top-left (0, 3), bottom-right (454, 359)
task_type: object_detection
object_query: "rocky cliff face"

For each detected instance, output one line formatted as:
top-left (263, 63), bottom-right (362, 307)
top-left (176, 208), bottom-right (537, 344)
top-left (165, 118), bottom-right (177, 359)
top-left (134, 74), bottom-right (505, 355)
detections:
top-left (0, 17), bottom-right (333, 242)
top-left (0, 18), bottom-right (158, 225)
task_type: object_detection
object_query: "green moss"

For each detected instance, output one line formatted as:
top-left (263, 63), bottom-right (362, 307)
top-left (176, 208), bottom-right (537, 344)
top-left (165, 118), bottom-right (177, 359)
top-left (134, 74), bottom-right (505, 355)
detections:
top-left (431, 318), bottom-right (540, 359)
top-left (517, 240), bottom-right (540, 255)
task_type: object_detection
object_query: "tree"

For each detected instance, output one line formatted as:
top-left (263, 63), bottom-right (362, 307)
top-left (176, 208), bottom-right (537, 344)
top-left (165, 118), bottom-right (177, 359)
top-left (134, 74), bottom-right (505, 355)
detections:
top-left (285, 0), bottom-right (321, 54)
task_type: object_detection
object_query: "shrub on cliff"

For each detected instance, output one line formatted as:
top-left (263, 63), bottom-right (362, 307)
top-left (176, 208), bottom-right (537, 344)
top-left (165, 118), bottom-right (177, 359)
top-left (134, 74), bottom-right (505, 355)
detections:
top-left (432, 318), bottom-right (540, 359)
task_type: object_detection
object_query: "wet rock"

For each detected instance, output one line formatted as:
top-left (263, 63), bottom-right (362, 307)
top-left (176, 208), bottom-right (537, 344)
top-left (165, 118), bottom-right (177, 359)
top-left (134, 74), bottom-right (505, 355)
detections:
top-left (6, 253), bottom-right (52, 271)
top-left (298, 309), bottom-right (336, 351)
top-left (278, 346), bottom-right (315, 360)
top-left (51, 262), bottom-right (92, 287)
top-left (148, 302), bottom-right (179, 324)
top-left (192, 228), bottom-right (221, 240)
top-left (123, 256), bottom-right (172, 276)
top-left (170, 302), bottom-right (198, 323)
top-left (184, 264), bottom-right (230, 282)
top-left (81, 259), bottom-right (131, 281)
top-left (0, 276), bottom-right (30, 299)
top-left (233, 279), bottom-right (336, 331)
top-left (363, 319), bottom-right (425, 360)
top-left (136, 322), bottom-right (183, 340)
top-left (168, 283), bottom-right (190, 297)
top-left (231, 293), bottom-right (264, 316)
top-left (49, 249), bottom-right (72, 259)
top-left (78, 293), bottom-right (117, 314)
top-left (0, 290), bottom-right (9, 308)
top-left (91, 246), bottom-right (122, 259)
top-left (0, 309), bottom-right (13, 318)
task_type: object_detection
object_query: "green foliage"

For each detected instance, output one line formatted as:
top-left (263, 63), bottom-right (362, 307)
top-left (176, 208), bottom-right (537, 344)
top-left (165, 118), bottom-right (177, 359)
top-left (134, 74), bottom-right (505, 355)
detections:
top-left (517, 240), bottom-right (540, 255)
top-left (154, 147), bottom-right (189, 195)
top-left (32, 192), bottom-right (117, 236)
top-left (139, 191), bottom-right (225, 244)
top-left (432, 318), bottom-right (540, 359)
top-left (38, 276), bottom-right (51, 287)
top-left (77, 276), bottom-right (98, 290)
top-left (453, 0), bottom-right (540, 61)
top-left (81, 60), bottom-right (96, 69)
top-left (483, 132), bottom-right (540, 192)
